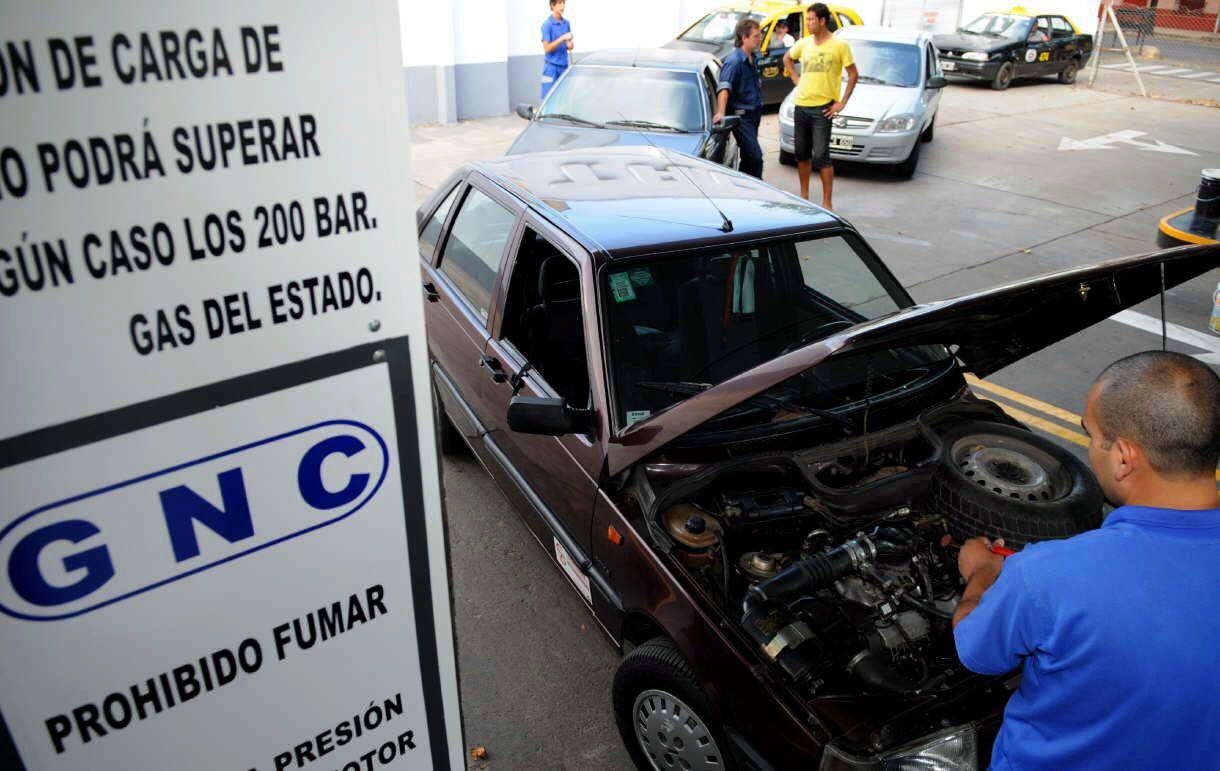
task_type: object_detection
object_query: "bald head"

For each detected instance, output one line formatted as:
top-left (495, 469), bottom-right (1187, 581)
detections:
top-left (1092, 351), bottom-right (1220, 478)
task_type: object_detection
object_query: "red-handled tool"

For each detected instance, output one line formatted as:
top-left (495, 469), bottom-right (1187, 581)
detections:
top-left (989, 543), bottom-right (1016, 557)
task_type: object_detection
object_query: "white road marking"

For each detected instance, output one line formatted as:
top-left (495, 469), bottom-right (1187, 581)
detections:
top-left (1109, 309), bottom-right (1220, 365)
top-left (1180, 71), bottom-right (1217, 79)
top-left (1058, 129), bottom-right (1196, 155)
top-left (1151, 67), bottom-right (1194, 76)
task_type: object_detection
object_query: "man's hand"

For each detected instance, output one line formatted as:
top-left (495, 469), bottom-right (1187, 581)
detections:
top-left (959, 537), bottom-right (1005, 582)
top-left (953, 537), bottom-right (1005, 628)
top-left (712, 111), bottom-right (725, 125)
top-left (823, 100), bottom-right (846, 118)
top-left (566, 38), bottom-right (574, 50)
top-left (561, 32), bottom-right (573, 42)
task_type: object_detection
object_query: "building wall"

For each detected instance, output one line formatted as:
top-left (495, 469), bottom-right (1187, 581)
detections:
top-left (398, 0), bottom-right (1118, 125)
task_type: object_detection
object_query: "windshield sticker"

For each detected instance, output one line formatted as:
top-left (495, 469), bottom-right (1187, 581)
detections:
top-left (629, 267), bottom-right (654, 287)
top-left (626, 410), bottom-right (651, 426)
top-left (609, 272), bottom-right (637, 303)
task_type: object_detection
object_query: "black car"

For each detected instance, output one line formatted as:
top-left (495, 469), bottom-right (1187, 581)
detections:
top-left (935, 11), bottom-right (1093, 90)
top-left (508, 48), bottom-right (740, 169)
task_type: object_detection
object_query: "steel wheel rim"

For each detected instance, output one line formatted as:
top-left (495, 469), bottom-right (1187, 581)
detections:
top-left (632, 689), bottom-right (723, 770)
top-left (951, 433), bottom-right (1070, 501)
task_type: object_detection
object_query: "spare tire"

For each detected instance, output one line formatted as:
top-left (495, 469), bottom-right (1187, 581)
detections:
top-left (931, 421), bottom-right (1103, 548)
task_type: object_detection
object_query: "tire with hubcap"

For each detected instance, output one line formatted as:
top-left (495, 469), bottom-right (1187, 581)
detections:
top-left (1059, 59), bottom-right (1079, 84)
top-left (991, 61), bottom-right (1015, 90)
top-left (613, 638), bottom-right (735, 771)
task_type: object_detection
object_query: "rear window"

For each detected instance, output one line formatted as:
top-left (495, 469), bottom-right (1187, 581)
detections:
top-left (679, 10), bottom-right (766, 45)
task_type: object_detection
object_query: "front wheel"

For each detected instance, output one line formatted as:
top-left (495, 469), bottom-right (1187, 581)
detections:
top-left (991, 61), bottom-right (1015, 90)
top-left (613, 638), bottom-right (736, 771)
top-left (1059, 59), bottom-right (1079, 84)
top-left (893, 138), bottom-right (921, 179)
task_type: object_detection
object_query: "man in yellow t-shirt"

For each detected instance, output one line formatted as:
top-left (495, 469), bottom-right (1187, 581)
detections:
top-left (783, 3), bottom-right (857, 210)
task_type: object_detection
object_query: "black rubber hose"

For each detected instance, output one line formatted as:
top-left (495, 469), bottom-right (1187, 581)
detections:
top-left (747, 545), bottom-right (858, 604)
top-left (898, 590), bottom-right (954, 620)
top-left (850, 651), bottom-right (920, 694)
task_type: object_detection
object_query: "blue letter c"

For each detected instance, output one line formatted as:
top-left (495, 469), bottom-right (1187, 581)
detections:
top-left (298, 435), bottom-right (370, 510)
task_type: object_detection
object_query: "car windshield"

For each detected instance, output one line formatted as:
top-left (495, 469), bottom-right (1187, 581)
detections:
top-left (601, 234), bottom-right (952, 431)
top-left (847, 40), bottom-right (921, 87)
top-left (679, 10), bottom-right (766, 44)
top-left (961, 13), bottom-right (1033, 39)
top-left (537, 67), bottom-right (705, 133)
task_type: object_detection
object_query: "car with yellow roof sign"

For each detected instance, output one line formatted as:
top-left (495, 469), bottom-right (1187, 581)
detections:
top-left (665, 1), bottom-right (865, 104)
top-left (933, 6), bottom-right (1092, 90)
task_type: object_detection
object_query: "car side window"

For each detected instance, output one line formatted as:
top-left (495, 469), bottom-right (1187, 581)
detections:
top-left (1051, 16), bottom-right (1073, 37)
top-left (836, 12), bottom-right (854, 29)
top-left (437, 187), bottom-right (516, 320)
top-left (702, 67), bottom-right (717, 115)
top-left (926, 44), bottom-right (937, 78)
top-left (418, 184), bottom-right (459, 263)
top-left (500, 226), bottom-right (590, 407)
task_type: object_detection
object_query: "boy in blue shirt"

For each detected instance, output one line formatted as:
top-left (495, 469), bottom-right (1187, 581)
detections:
top-left (954, 351), bottom-right (1220, 770)
top-left (540, 0), bottom-right (573, 100)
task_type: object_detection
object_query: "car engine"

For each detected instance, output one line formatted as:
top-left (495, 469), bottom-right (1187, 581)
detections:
top-left (641, 411), bottom-right (1102, 698)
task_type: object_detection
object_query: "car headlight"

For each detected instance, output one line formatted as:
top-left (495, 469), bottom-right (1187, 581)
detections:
top-left (820, 724), bottom-right (979, 771)
top-left (781, 100), bottom-right (795, 121)
top-left (876, 114), bottom-right (917, 133)
top-left (962, 51), bottom-right (990, 61)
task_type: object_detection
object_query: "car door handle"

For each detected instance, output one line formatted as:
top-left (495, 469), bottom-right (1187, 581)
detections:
top-left (422, 281), bottom-right (439, 302)
top-left (479, 355), bottom-right (508, 383)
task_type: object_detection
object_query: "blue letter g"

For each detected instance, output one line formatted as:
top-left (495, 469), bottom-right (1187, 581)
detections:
top-left (8, 520), bottom-right (114, 607)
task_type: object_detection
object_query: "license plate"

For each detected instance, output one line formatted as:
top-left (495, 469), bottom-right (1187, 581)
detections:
top-left (941, 60), bottom-right (957, 71)
top-left (830, 134), bottom-right (853, 150)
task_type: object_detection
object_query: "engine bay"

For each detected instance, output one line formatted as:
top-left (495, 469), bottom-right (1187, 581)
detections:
top-left (635, 407), bottom-right (1103, 701)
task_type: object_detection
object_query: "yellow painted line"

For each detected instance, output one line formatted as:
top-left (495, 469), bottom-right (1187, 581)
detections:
top-left (971, 376), bottom-right (1220, 483)
top-left (992, 402), bottom-right (1091, 448)
top-left (965, 374), bottom-right (1082, 427)
top-left (1159, 208), bottom-right (1218, 246)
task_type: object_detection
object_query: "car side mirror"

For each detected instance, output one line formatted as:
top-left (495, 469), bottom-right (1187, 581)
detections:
top-left (515, 103), bottom-right (535, 120)
top-left (927, 75), bottom-right (948, 89)
top-left (507, 396), bottom-right (595, 436)
top-left (712, 115), bottom-right (741, 133)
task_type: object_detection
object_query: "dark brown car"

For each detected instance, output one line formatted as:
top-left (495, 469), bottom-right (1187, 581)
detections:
top-left (416, 147), bottom-right (1218, 770)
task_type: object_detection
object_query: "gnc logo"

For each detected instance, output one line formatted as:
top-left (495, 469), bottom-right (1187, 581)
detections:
top-left (0, 421), bottom-right (388, 621)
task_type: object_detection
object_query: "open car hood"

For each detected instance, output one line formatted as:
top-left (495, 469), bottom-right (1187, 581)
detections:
top-left (606, 243), bottom-right (1219, 476)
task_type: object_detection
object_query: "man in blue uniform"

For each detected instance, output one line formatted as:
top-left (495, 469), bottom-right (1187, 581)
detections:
top-left (713, 18), bottom-right (764, 179)
top-left (540, 0), bottom-right (573, 100)
top-left (954, 350), bottom-right (1220, 771)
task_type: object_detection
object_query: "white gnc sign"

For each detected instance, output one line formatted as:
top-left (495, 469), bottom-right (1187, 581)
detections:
top-left (0, 2), bottom-right (463, 770)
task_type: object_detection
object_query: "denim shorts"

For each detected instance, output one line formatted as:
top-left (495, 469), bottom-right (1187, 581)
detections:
top-left (794, 102), bottom-right (834, 168)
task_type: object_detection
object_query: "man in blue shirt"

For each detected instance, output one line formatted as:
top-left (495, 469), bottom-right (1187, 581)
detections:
top-left (714, 18), bottom-right (764, 178)
top-left (540, 0), bottom-right (573, 100)
top-left (954, 350), bottom-right (1220, 770)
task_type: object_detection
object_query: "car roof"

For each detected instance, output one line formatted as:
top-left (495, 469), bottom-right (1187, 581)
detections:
top-left (837, 26), bottom-right (931, 45)
top-left (472, 148), bottom-right (843, 260)
top-left (576, 47), bottom-right (714, 71)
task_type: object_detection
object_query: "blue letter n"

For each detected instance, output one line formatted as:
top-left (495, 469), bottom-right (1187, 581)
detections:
top-left (159, 468), bottom-right (254, 562)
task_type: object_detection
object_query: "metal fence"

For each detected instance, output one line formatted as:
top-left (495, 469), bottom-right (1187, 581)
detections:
top-left (1089, 1), bottom-right (1220, 96)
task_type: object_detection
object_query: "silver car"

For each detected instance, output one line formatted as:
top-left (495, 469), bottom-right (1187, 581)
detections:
top-left (779, 27), bottom-right (946, 178)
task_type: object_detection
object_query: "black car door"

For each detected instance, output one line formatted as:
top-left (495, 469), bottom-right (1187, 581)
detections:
top-left (1017, 16), bottom-right (1054, 76)
top-left (1049, 16), bottom-right (1078, 72)
top-left (758, 11), bottom-right (801, 105)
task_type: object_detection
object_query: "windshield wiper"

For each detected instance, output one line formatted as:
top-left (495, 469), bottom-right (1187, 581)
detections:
top-left (856, 75), bottom-right (891, 85)
top-left (606, 118), bottom-right (685, 132)
top-left (637, 380), bottom-right (853, 434)
top-left (537, 112), bottom-right (605, 128)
